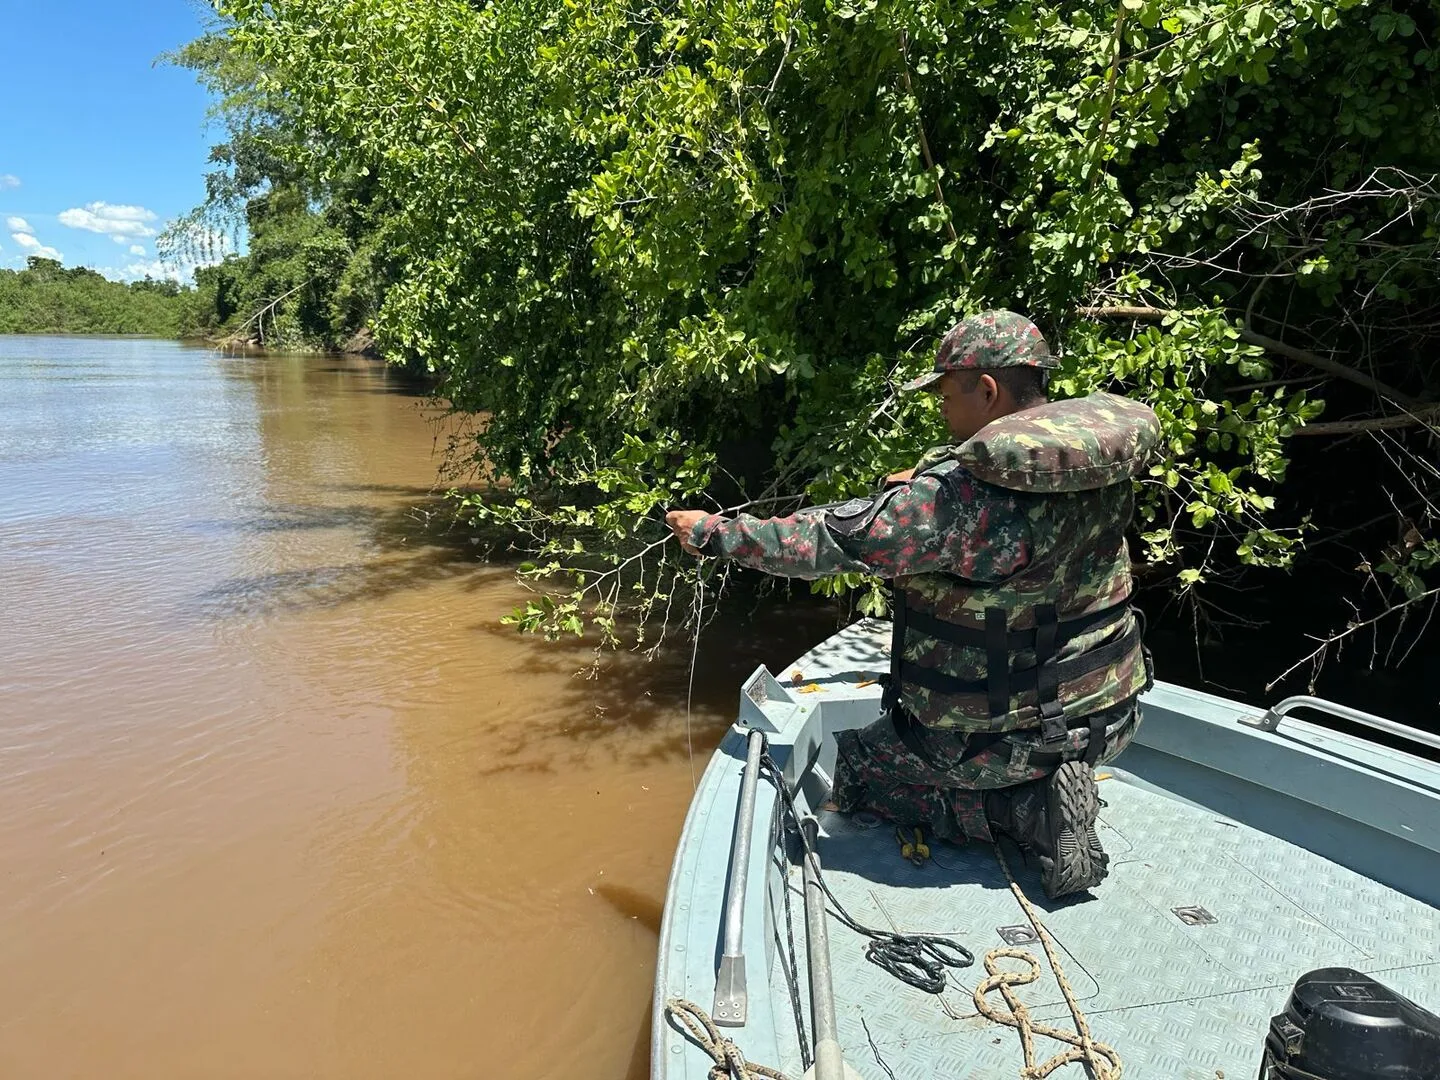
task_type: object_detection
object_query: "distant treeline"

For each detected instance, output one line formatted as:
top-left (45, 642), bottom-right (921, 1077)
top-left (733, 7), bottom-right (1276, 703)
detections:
top-left (0, 253), bottom-right (371, 355)
top-left (0, 257), bottom-right (194, 337)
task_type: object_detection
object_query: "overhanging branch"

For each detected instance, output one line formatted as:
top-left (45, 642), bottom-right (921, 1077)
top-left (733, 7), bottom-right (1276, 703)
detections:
top-left (1075, 305), bottom-right (1422, 408)
top-left (1290, 406), bottom-right (1440, 436)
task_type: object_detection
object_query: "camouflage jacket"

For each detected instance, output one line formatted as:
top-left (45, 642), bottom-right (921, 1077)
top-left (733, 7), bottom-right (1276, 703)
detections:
top-left (691, 393), bottom-right (1159, 733)
top-left (689, 468), bottom-right (1032, 584)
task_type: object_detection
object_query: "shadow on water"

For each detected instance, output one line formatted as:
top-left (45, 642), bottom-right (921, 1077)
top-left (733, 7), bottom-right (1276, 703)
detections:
top-left (314, 368), bottom-right (432, 397)
top-left (189, 504), bottom-right (387, 535)
top-left (320, 482), bottom-right (445, 496)
top-left (624, 1006), bottom-right (653, 1080)
top-left (191, 491), bottom-right (524, 620)
top-left (460, 591), bottom-right (843, 775)
top-left (305, 360), bottom-right (440, 398)
top-left (594, 882), bottom-right (665, 935)
top-left (191, 473), bottom-right (846, 772)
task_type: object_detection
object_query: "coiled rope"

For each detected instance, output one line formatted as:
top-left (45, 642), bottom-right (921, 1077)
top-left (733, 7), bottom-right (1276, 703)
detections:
top-left (973, 843), bottom-right (1123, 1079)
top-left (664, 998), bottom-right (793, 1080)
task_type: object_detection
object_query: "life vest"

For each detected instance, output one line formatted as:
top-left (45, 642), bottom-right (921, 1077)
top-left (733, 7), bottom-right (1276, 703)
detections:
top-left (885, 392), bottom-right (1160, 742)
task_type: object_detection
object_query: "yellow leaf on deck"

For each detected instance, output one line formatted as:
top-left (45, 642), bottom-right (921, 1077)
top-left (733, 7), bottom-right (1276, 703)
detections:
top-left (855, 679), bottom-right (878, 688)
top-left (796, 683), bottom-right (824, 694)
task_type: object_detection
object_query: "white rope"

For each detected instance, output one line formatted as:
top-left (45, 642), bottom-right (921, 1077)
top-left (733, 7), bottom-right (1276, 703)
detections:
top-left (664, 998), bottom-right (793, 1080)
top-left (974, 844), bottom-right (1123, 1079)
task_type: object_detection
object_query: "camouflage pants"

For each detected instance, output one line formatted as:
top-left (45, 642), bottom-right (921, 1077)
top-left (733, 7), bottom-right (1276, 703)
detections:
top-left (829, 697), bottom-right (1142, 844)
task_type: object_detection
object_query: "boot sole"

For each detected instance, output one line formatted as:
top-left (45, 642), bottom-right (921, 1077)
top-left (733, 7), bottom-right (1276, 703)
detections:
top-left (1039, 761), bottom-right (1109, 899)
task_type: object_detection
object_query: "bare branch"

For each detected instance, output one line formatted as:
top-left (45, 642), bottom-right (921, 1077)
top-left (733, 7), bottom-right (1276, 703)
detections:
top-left (1075, 305), bottom-right (1168, 320)
top-left (896, 31), bottom-right (958, 246)
top-left (1290, 406), bottom-right (1440, 436)
top-left (1239, 327), bottom-right (1421, 408)
top-left (230, 277), bottom-right (316, 344)
top-left (1088, 1), bottom-right (1128, 186)
top-left (1267, 586), bottom-right (1440, 692)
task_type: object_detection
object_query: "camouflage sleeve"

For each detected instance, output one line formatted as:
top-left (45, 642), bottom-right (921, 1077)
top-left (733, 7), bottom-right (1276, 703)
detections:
top-left (689, 468), bottom-right (1033, 582)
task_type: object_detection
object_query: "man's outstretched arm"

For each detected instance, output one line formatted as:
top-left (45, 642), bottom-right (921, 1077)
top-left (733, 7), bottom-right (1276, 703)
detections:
top-left (664, 470), bottom-right (1032, 582)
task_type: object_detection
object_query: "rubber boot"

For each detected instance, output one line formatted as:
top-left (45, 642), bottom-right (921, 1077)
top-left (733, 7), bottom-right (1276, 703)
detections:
top-left (986, 762), bottom-right (1109, 899)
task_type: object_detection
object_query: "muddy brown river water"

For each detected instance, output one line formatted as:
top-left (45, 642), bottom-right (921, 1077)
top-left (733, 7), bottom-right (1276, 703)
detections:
top-left (0, 337), bottom-right (831, 1080)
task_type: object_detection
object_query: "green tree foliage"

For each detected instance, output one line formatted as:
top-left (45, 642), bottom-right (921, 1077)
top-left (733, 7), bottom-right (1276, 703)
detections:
top-left (164, 29), bottom-right (397, 351)
top-left (0, 257), bottom-right (192, 336)
top-left (205, 0), bottom-right (1438, 660)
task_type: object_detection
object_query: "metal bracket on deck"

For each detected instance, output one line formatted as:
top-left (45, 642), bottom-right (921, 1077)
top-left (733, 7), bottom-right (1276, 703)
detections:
top-left (712, 956), bottom-right (747, 1027)
top-left (996, 925), bottom-right (1040, 946)
top-left (1172, 905), bottom-right (1217, 926)
top-left (737, 666), bottom-right (795, 734)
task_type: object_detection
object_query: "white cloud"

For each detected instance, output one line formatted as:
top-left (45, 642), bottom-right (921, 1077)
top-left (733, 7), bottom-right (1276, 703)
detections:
top-left (86, 223), bottom-right (235, 284)
top-left (6, 216), bottom-right (33, 234)
top-left (58, 201), bottom-right (158, 240)
top-left (95, 257), bottom-right (184, 283)
top-left (0, 175), bottom-right (19, 190)
top-left (118, 258), bottom-right (188, 283)
top-left (13, 232), bottom-right (62, 260)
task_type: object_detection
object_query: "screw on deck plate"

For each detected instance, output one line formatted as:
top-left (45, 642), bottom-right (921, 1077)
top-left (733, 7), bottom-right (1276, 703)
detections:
top-left (997, 925), bottom-right (1040, 946)
top-left (1172, 905), bottom-right (1217, 926)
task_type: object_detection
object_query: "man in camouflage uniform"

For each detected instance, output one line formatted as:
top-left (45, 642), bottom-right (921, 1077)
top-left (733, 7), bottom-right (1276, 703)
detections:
top-left (667, 311), bottom-right (1157, 898)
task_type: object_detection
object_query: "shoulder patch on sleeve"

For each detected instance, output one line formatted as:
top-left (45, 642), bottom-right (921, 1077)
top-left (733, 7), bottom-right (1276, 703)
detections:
top-left (823, 489), bottom-right (901, 537)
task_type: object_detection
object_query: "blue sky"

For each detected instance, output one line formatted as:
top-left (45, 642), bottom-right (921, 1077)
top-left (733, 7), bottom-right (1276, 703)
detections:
top-left (0, 1), bottom-right (222, 281)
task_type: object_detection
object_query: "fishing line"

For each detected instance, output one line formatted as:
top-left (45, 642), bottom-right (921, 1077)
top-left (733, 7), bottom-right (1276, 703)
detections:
top-left (684, 566), bottom-right (704, 790)
top-left (682, 558), bottom-right (730, 790)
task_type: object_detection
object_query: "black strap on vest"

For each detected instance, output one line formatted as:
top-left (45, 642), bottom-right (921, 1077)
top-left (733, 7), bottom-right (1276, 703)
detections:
top-left (984, 608), bottom-right (1009, 719)
top-left (893, 695), bottom-right (1137, 770)
top-left (892, 616), bottom-right (1140, 720)
top-left (901, 600), bottom-right (1128, 653)
top-left (882, 584), bottom-right (1142, 747)
top-left (890, 702), bottom-right (945, 768)
top-left (882, 588), bottom-right (909, 717)
top-left (1033, 603), bottom-right (1064, 740)
top-left (1083, 714), bottom-right (1107, 765)
top-left (953, 700), bottom-right (1134, 766)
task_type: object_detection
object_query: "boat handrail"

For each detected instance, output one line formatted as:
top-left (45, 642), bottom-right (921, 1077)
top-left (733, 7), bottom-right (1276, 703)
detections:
top-left (1245, 694), bottom-right (1440, 754)
top-left (712, 728), bottom-right (766, 1028)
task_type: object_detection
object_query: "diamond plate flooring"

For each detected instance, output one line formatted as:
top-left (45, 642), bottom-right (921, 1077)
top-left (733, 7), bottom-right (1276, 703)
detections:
top-left (769, 769), bottom-right (1440, 1079)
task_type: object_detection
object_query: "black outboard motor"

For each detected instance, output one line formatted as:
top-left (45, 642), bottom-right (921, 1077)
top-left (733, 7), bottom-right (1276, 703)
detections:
top-left (1262, 968), bottom-right (1440, 1079)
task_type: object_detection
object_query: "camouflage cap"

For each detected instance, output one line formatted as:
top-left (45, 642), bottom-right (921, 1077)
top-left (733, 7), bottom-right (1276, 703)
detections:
top-left (903, 310), bottom-right (1058, 392)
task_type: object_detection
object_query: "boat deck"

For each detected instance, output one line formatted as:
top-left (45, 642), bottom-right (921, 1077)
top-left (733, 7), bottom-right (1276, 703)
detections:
top-left (654, 620), bottom-right (1440, 1080)
top-left (770, 769), bottom-right (1440, 1078)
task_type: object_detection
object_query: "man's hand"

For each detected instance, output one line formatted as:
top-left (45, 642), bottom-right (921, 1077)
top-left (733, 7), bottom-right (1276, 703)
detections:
top-left (665, 509), bottom-right (710, 556)
top-left (884, 468), bottom-right (915, 486)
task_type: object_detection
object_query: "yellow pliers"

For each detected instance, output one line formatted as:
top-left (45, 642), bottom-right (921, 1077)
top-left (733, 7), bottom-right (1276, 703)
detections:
top-left (896, 826), bottom-right (930, 866)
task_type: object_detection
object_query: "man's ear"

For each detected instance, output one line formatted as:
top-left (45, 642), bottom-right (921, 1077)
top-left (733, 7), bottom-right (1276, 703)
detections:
top-left (978, 372), bottom-right (1001, 406)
